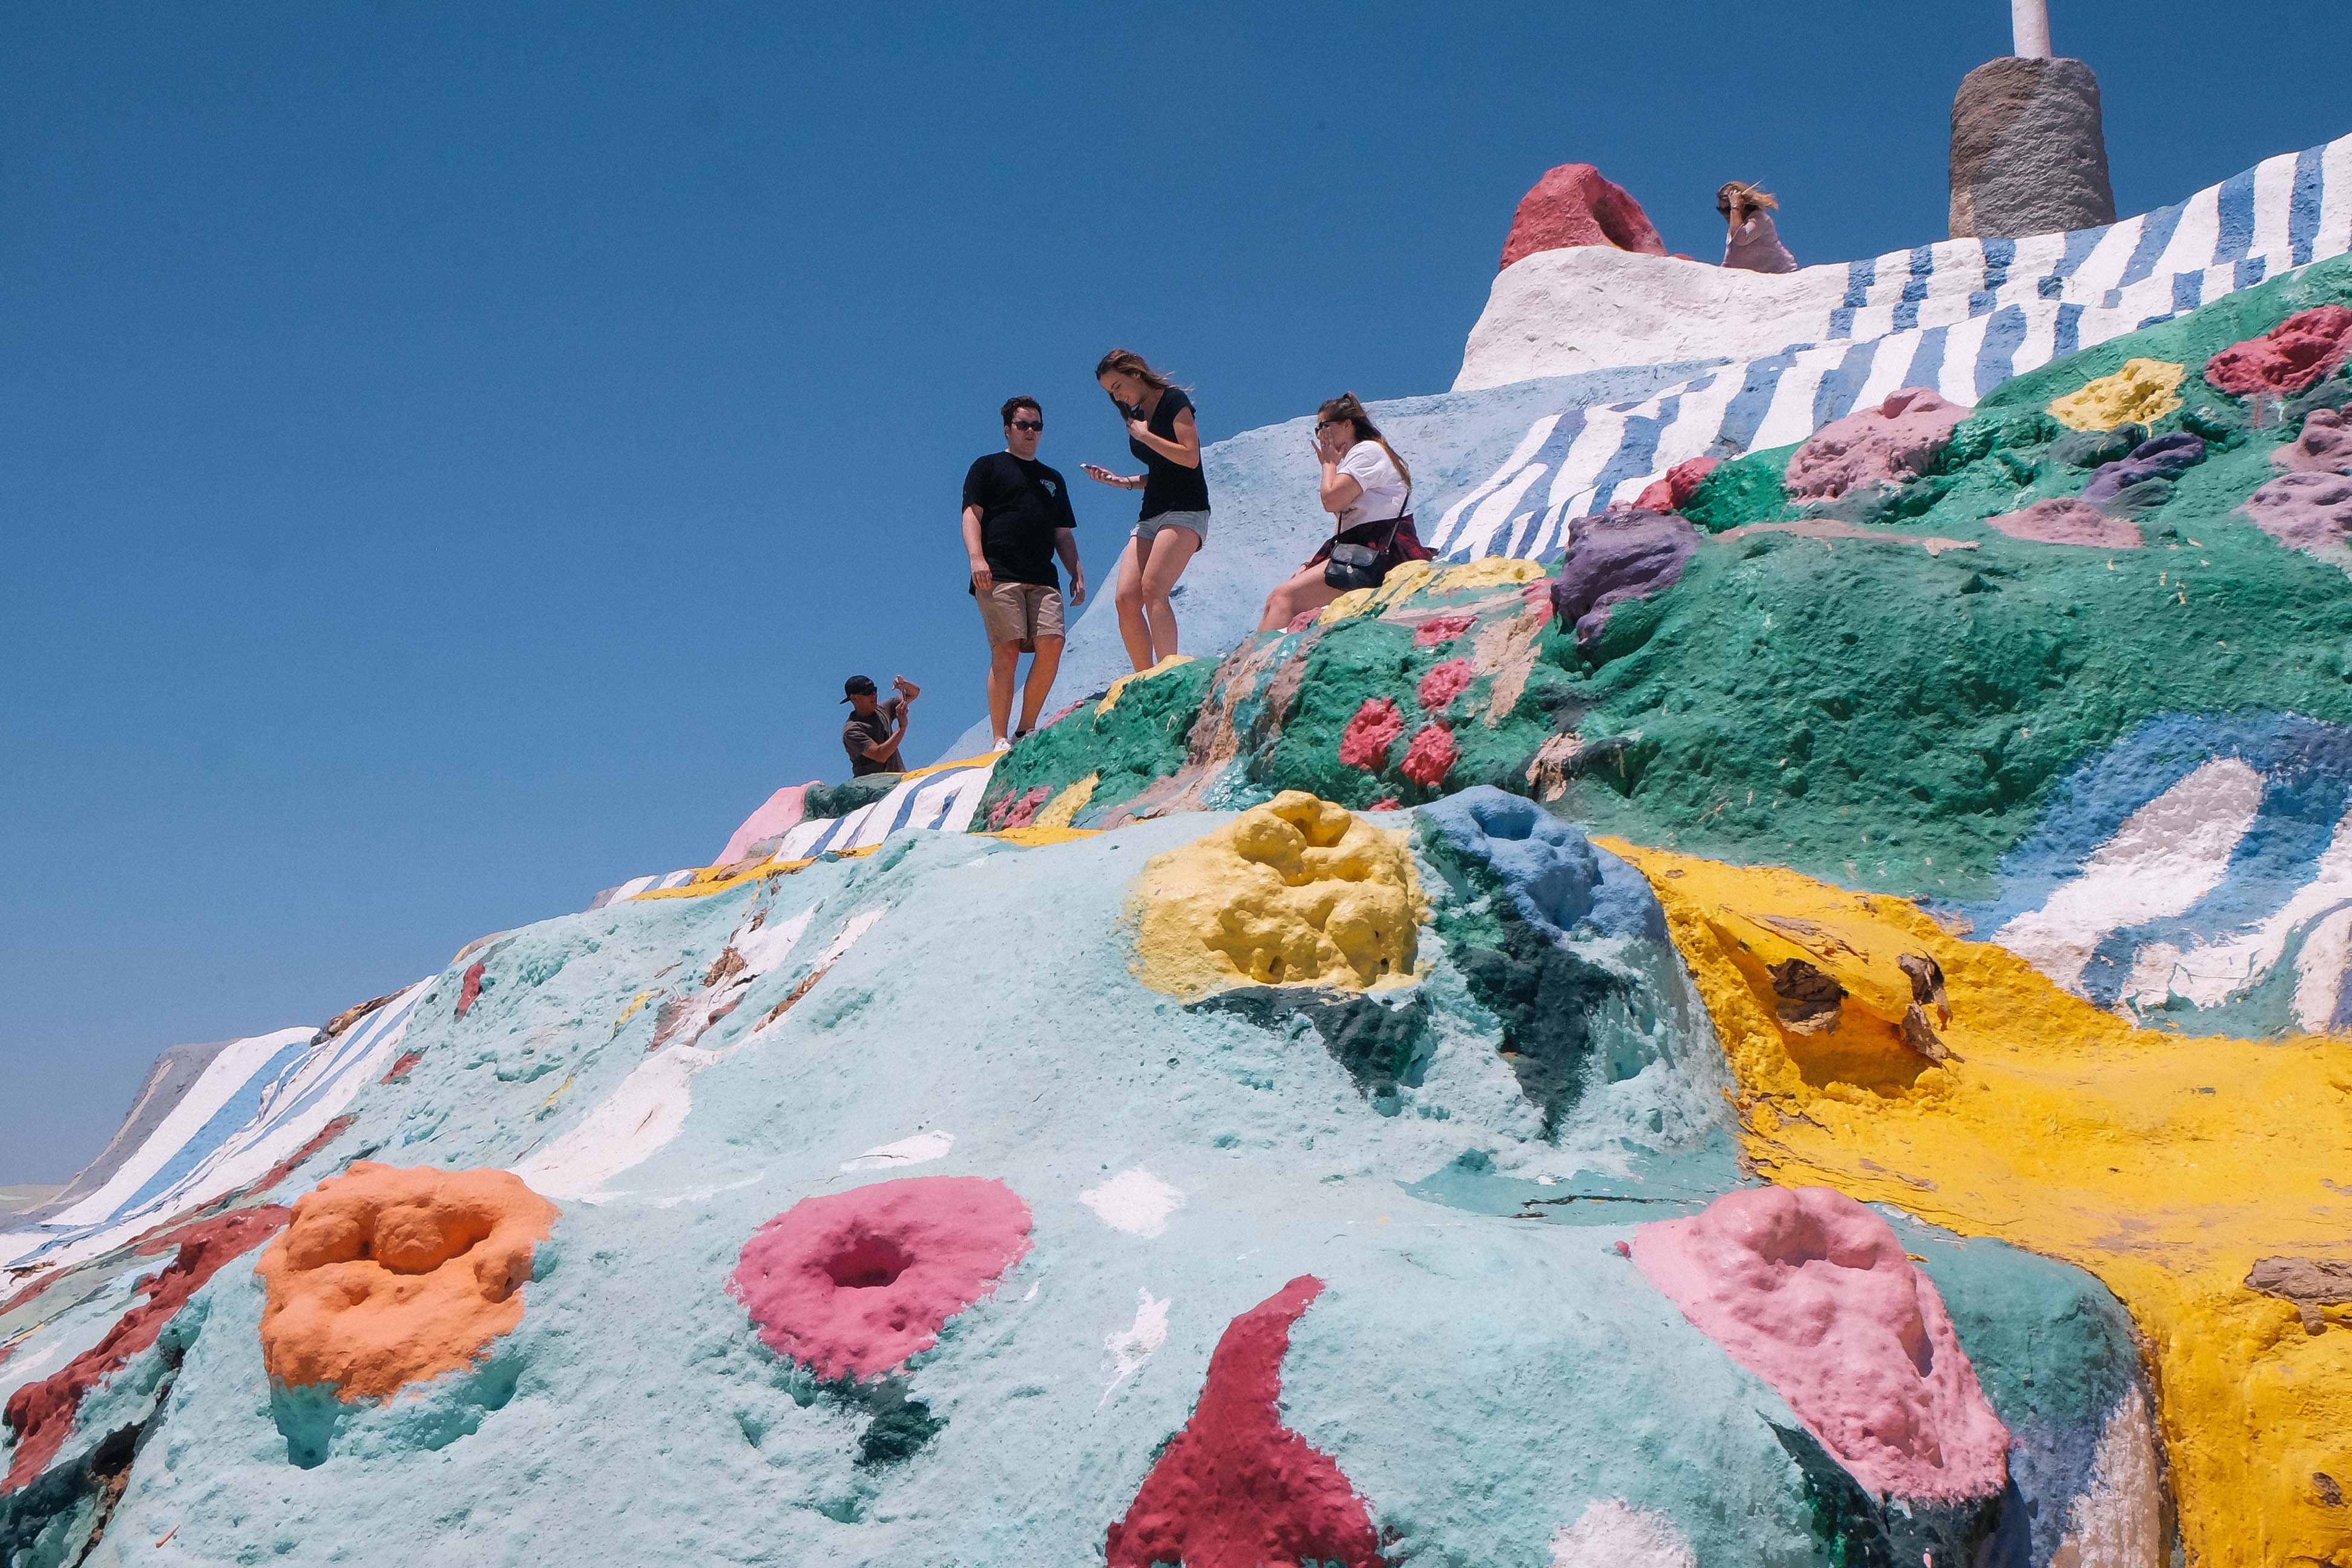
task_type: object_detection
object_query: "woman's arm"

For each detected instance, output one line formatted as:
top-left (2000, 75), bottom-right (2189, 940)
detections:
top-left (1319, 462), bottom-right (1364, 517)
top-left (1126, 405), bottom-right (1202, 468)
top-left (1315, 427), bottom-right (1362, 517)
top-left (1080, 462), bottom-right (1145, 490)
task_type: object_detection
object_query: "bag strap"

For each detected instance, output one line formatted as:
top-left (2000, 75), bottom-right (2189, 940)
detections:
top-left (1376, 449), bottom-right (1413, 554)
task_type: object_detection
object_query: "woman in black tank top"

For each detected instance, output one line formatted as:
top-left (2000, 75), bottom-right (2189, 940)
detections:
top-left (1081, 347), bottom-right (1211, 674)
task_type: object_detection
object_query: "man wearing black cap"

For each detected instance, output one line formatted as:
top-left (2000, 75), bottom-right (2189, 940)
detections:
top-left (840, 674), bottom-right (919, 778)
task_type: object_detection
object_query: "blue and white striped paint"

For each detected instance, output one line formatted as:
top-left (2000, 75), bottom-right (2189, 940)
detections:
top-left (1434, 132), bottom-right (2352, 560)
top-left (588, 757), bottom-right (1000, 911)
top-left (1944, 715), bottom-right (2352, 1034)
top-left (0, 982), bottom-right (428, 1270)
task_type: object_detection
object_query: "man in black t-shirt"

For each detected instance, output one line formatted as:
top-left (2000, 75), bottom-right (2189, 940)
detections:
top-left (962, 396), bottom-right (1086, 750)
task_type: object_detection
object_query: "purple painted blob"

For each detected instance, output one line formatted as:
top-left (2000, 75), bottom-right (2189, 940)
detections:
top-left (2242, 471), bottom-right (2352, 556)
top-left (2274, 408), bottom-right (2352, 477)
top-left (1551, 505), bottom-right (1700, 648)
top-left (1784, 387), bottom-right (1969, 500)
top-left (2080, 431), bottom-right (2207, 505)
top-left (1985, 497), bottom-right (2143, 549)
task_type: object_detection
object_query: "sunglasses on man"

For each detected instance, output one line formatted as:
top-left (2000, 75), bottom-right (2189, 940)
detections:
top-left (1011, 419), bottom-right (1043, 431)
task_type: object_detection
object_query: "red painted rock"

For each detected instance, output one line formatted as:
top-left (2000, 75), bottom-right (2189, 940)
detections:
top-left (1104, 1276), bottom-right (1381, 1568)
top-left (1339, 699), bottom-right (1405, 772)
top-left (4, 1206), bottom-right (291, 1491)
top-left (2204, 306), bottom-right (2352, 399)
top-left (1416, 658), bottom-right (1473, 712)
top-left (1785, 388), bottom-right (1969, 500)
top-left (1634, 456), bottom-right (1722, 513)
top-left (455, 960), bottom-right (487, 1019)
top-left (1401, 724), bottom-right (1458, 789)
top-left (1410, 614), bottom-right (1476, 649)
top-left (1499, 164), bottom-right (1667, 271)
top-left (729, 1176), bottom-right (1031, 1383)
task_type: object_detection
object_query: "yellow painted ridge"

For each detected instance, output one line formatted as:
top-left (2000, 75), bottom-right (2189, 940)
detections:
top-left (1600, 839), bottom-right (2352, 1567)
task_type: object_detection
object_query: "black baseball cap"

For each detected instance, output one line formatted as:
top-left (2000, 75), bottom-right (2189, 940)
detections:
top-left (841, 675), bottom-right (877, 703)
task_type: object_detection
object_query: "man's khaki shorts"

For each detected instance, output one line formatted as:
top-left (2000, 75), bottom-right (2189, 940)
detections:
top-left (978, 582), bottom-right (1065, 651)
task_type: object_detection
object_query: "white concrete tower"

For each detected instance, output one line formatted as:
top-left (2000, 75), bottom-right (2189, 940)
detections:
top-left (2011, 0), bottom-right (2052, 59)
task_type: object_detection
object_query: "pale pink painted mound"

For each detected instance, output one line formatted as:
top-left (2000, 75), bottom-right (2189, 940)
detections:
top-left (729, 1175), bottom-right (1031, 1383)
top-left (1784, 388), bottom-right (1969, 500)
top-left (1629, 1186), bottom-right (2009, 1502)
top-left (1499, 163), bottom-right (1667, 270)
top-left (1985, 496), bottom-right (2143, 549)
top-left (2275, 408), bottom-right (2352, 477)
top-left (715, 782), bottom-right (817, 866)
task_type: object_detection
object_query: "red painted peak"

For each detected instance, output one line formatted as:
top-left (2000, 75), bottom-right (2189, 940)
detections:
top-left (1105, 1274), bottom-right (1384, 1568)
top-left (1500, 163), bottom-right (1667, 271)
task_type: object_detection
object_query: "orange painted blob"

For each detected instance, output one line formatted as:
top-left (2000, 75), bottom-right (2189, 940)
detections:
top-left (255, 1161), bottom-right (559, 1402)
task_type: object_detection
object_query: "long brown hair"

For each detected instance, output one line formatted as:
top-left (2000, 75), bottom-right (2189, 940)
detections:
top-left (1094, 348), bottom-right (1181, 393)
top-left (1716, 180), bottom-right (1779, 218)
top-left (1317, 392), bottom-right (1411, 490)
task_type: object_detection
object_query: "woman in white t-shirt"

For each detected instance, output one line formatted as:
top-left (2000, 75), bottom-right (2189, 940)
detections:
top-left (1257, 393), bottom-right (1433, 631)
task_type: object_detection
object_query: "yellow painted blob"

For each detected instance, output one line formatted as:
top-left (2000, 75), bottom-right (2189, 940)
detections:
top-left (1317, 557), bottom-right (1547, 625)
top-left (1033, 773), bottom-right (1099, 830)
top-left (2047, 357), bottom-right (2186, 431)
top-left (1098, 655), bottom-right (1197, 715)
top-left (1603, 841), bottom-right (2352, 1567)
top-left (1129, 791), bottom-right (1424, 997)
top-left (986, 824), bottom-right (1100, 848)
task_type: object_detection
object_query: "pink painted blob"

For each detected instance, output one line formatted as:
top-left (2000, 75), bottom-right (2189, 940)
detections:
top-left (1416, 658), bottom-right (1474, 712)
top-left (1784, 387), bottom-right (1968, 500)
top-left (729, 1176), bottom-right (1032, 1383)
top-left (1629, 1185), bottom-right (2009, 1502)
top-left (1338, 698), bottom-right (1404, 772)
top-left (1411, 614), bottom-right (1476, 649)
top-left (1400, 724), bottom-right (1457, 789)
top-left (715, 783), bottom-right (816, 866)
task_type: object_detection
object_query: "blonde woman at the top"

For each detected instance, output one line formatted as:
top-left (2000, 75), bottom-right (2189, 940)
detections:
top-left (1719, 181), bottom-right (1797, 274)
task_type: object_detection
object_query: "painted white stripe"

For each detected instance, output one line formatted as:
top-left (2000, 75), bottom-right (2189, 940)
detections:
top-left (41, 1028), bottom-right (315, 1230)
top-left (2120, 810), bottom-right (2352, 1011)
top-left (2149, 183), bottom-right (2222, 287)
top-left (1433, 416), bottom-right (1559, 549)
top-left (1994, 758), bottom-right (2265, 995)
top-left (2293, 907), bottom-right (2352, 1033)
top-left (2251, 150), bottom-right (2300, 266)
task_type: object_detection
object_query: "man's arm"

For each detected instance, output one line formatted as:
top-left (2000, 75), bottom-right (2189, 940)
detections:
top-left (1054, 529), bottom-right (1085, 605)
top-left (962, 504), bottom-right (991, 594)
top-left (864, 695), bottom-right (911, 762)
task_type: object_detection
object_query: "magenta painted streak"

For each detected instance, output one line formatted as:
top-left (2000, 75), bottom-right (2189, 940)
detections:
top-left (1629, 1185), bottom-right (2010, 1502)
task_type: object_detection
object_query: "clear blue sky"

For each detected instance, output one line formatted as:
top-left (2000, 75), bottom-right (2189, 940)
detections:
top-left (6, 2), bottom-right (2348, 1181)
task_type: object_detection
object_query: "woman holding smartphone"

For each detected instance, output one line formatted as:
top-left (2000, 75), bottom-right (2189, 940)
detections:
top-left (1258, 392), bottom-right (1431, 631)
top-left (1082, 348), bottom-right (1209, 672)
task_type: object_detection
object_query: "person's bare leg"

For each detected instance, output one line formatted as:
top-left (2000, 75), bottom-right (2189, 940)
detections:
top-left (1138, 526), bottom-right (1201, 664)
top-left (1258, 562), bottom-right (1344, 631)
top-left (987, 640), bottom-right (1020, 744)
top-left (1018, 635), bottom-right (1065, 734)
top-left (1113, 537), bottom-right (1154, 672)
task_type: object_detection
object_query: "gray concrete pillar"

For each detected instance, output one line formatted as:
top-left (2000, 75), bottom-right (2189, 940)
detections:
top-left (1949, 55), bottom-right (2117, 239)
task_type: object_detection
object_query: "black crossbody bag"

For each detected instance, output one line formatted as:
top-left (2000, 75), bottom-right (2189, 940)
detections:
top-left (1322, 467), bottom-right (1413, 594)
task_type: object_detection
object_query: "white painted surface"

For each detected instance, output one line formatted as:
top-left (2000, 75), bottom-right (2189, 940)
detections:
top-left (1100, 1287), bottom-right (1171, 1404)
top-left (1995, 759), bottom-right (2265, 994)
top-left (2051, 1388), bottom-right (2166, 1567)
top-left (841, 1130), bottom-right (956, 1172)
top-left (2121, 808), bottom-right (2352, 1014)
top-left (1079, 1167), bottom-right (1186, 1238)
top-left (1549, 1498), bottom-right (1699, 1568)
